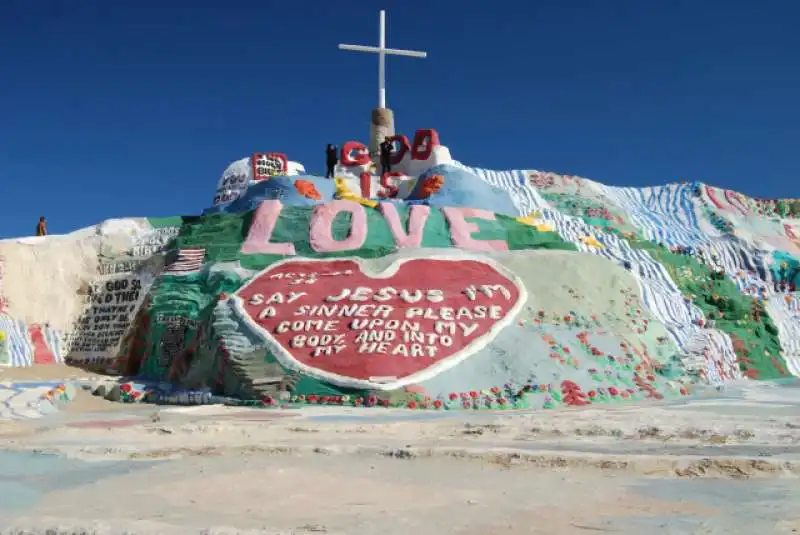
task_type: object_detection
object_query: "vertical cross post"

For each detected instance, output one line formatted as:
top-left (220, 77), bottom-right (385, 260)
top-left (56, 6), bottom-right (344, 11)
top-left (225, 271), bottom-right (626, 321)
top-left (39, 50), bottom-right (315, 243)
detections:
top-left (378, 10), bottom-right (386, 109)
top-left (338, 10), bottom-right (427, 110)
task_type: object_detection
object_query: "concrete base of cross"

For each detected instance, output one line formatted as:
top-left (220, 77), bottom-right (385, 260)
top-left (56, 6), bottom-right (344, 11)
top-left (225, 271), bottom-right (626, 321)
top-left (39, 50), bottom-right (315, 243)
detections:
top-left (369, 107), bottom-right (395, 162)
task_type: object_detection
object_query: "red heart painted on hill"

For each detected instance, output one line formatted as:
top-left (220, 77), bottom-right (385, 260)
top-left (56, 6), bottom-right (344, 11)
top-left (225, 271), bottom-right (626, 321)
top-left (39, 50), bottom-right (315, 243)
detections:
top-left (231, 257), bottom-right (526, 390)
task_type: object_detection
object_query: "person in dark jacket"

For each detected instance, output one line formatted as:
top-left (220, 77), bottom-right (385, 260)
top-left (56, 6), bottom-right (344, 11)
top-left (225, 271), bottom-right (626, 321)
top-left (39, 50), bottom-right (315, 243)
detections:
top-left (325, 144), bottom-right (338, 178)
top-left (379, 138), bottom-right (393, 175)
top-left (36, 216), bottom-right (47, 237)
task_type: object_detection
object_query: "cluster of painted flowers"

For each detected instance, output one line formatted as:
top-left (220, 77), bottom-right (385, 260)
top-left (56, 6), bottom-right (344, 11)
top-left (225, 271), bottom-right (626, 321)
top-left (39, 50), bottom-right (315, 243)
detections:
top-left (119, 382), bottom-right (146, 403)
top-left (266, 377), bottom-right (692, 410)
top-left (419, 387), bottom-right (519, 410)
top-left (41, 383), bottom-right (72, 404)
top-left (269, 384), bottom-right (553, 410)
top-left (266, 394), bottom-right (391, 407)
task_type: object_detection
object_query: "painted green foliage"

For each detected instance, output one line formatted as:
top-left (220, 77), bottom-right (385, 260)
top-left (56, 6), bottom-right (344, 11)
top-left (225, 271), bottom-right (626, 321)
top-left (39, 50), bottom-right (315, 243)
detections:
top-left (634, 242), bottom-right (788, 380)
top-left (135, 203), bottom-right (576, 398)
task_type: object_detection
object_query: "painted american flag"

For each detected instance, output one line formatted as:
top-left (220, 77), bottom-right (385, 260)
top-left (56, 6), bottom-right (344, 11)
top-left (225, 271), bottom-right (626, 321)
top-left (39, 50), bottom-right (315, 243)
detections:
top-left (164, 248), bottom-right (206, 274)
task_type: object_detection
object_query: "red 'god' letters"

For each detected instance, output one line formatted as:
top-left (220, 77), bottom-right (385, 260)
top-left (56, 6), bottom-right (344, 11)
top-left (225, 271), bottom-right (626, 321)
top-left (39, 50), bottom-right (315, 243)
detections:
top-left (340, 141), bottom-right (371, 166)
top-left (232, 257), bottom-right (525, 389)
top-left (340, 129), bottom-right (441, 168)
top-left (387, 134), bottom-right (411, 165)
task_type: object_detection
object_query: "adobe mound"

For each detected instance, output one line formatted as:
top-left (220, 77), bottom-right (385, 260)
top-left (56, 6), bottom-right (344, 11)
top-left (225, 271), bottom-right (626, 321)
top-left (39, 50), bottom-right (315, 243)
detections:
top-left (0, 128), bottom-right (797, 410)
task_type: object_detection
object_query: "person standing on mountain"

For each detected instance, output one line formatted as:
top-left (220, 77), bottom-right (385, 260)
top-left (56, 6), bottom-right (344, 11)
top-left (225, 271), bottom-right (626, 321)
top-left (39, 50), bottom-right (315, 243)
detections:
top-left (325, 144), bottom-right (338, 179)
top-left (379, 137), bottom-right (393, 175)
top-left (35, 216), bottom-right (47, 237)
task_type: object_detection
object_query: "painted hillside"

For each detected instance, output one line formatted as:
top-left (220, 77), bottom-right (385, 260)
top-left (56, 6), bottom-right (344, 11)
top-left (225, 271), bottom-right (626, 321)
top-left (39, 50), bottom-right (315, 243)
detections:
top-left (1, 128), bottom-right (798, 411)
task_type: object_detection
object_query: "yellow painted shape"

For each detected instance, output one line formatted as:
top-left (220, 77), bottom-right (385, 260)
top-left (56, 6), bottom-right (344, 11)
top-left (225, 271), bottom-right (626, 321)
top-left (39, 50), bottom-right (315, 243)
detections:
top-left (515, 212), bottom-right (554, 232)
top-left (334, 178), bottom-right (378, 208)
top-left (582, 235), bottom-right (604, 248)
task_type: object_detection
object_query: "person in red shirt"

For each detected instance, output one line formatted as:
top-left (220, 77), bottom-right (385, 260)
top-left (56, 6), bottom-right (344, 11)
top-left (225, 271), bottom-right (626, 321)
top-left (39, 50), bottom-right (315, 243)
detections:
top-left (36, 216), bottom-right (47, 237)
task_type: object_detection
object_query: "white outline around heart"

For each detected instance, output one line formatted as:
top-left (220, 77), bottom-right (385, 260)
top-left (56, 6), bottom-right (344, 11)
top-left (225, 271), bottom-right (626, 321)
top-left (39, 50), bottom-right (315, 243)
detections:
top-left (229, 254), bottom-right (527, 391)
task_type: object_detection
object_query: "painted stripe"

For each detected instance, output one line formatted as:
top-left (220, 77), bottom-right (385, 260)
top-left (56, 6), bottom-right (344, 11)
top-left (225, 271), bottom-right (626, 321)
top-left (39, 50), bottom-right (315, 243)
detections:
top-left (165, 248), bottom-right (206, 274)
top-left (27, 324), bottom-right (55, 364)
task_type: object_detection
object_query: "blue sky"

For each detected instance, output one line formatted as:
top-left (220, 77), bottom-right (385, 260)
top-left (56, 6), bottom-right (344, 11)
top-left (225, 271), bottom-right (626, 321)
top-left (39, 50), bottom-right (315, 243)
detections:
top-left (0, 0), bottom-right (797, 237)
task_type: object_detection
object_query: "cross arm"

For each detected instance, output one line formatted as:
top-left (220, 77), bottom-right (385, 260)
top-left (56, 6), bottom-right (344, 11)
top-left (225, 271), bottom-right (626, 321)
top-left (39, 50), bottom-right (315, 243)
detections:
top-left (338, 44), bottom-right (427, 58)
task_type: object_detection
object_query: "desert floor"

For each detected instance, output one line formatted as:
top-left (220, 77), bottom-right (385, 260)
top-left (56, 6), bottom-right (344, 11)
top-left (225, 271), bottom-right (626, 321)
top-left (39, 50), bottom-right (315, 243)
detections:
top-left (1, 366), bottom-right (799, 534)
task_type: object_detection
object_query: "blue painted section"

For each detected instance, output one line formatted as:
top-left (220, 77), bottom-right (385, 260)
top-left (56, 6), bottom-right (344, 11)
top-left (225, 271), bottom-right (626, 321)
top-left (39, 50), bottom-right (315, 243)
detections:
top-left (409, 164), bottom-right (519, 216)
top-left (769, 251), bottom-right (799, 283)
top-left (204, 175), bottom-right (337, 214)
top-left (205, 165), bottom-right (518, 217)
top-left (0, 314), bottom-right (33, 367)
top-left (0, 314), bottom-right (63, 367)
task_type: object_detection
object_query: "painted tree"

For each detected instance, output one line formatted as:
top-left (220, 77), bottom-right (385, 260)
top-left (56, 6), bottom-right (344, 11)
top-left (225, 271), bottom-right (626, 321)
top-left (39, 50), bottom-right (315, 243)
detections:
top-left (560, 380), bottom-right (590, 406)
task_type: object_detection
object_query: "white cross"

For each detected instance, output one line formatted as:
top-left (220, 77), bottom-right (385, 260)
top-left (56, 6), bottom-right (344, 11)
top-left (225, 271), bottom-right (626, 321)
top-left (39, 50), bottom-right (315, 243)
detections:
top-left (338, 10), bottom-right (427, 110)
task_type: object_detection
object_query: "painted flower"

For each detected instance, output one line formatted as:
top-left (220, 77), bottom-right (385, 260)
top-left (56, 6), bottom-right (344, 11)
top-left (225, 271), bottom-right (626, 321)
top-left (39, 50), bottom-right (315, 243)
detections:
top-left (462, 400), bottom-right (471, 409)
top-left (448, 392), bottom-right (458, 401)
top-left (419, 174), bottom-right (445, 198)
top-left (469, 391), bottom-right (478, 399)
top-left (120, 383), bottom-right (132, 394)
top-left (294, 179), bottom-right (322, 200)
top-left (433, 400), bottom-right (443, 409)
top-left (407, 400), bottom-right (417, 409)
top-left (608, 387), bottom-right (619, 396)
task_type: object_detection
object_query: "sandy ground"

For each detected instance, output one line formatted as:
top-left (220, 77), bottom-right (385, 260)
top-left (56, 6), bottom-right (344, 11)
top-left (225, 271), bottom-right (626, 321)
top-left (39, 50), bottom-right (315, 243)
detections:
top-left (1, 374), bottom-right (800, 533)
top-left (0, 363), bottom-right (97, 382)
top-left (3, 453), bottom-right (800, 535)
